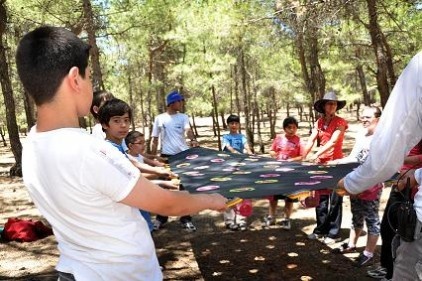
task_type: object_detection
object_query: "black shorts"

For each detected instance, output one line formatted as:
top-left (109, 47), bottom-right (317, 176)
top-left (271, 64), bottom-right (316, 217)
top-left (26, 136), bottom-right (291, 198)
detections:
top-left (273, 195), bottom-right (298, 203)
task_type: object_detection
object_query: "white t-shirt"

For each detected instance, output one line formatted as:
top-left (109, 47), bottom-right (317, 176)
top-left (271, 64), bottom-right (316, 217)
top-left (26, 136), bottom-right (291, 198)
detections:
top-left (91, 123), bottom-right (105, 139)
top-left (152, 112), bottom-right (190, 155)
top-left (127, 153), bottom-right (145, 164)
top-left (338, 130), bottom-right (373, 164)
top-left (22, 127), bottom-right (162, 281)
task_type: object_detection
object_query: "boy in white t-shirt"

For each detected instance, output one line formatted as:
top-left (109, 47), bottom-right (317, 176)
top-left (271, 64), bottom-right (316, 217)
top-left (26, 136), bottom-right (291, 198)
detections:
top-left (16, 26), bottom-right (227, 281)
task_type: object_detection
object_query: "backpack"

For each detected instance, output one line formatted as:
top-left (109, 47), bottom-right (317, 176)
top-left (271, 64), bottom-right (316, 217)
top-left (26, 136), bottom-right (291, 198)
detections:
top-left (2, 218), bottom-right (53, 242)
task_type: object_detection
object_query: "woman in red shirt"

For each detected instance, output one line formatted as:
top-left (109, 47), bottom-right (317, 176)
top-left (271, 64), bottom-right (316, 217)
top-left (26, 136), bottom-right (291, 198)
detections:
top-left (303, 91), bottom-right (348, 244)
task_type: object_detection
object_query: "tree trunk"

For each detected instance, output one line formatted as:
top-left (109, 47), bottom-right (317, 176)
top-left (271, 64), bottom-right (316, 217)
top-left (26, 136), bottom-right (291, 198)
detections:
top-left (0, 125), bottom-right (6, 146)
top-left (146, 50), bottom-right (154, 153)
top-left (220, 110), bottom-right (227, 130)
top-left (261, 110), bottom-right (266, 128)
top-left (252, 78), bottom-right (263, 154)
top-left (211, 110), bottom-right (217, 138)
top-left (11, 28), bottom-right (36, 130)
top-left (128, 70), bottom-right (135, 131)
top-left (308, 33), bottom-right (325, 101)
top-left (0, 0), bottom-right (22, 176)
top-left (268, 87), bottom-right (277, 139)
top-left (286, 5), bottom-right (324, 121)
top-left (380, 31), bottom-right (396, 88)
top-left (366, 0), bottom-right (393, 107)
top-left (22, 90), bottom-right (35, 129)
top-left (191, 114), bottom-right (199, 139)
top-left (240, 48), bottom-right (253, 147)
top-left (138, 83), bottom-right (146, 136)
top-left (267, 105), bottom-right (274, 139)
top-left (295, 24), bottom-right (313, 101)
top-left (230, 67), bottom-right (234, 114)
top-left (233, 64), bottom-right (241, 117)
top-left (211, 85), bottom-right (221, 150)
top-left (356, 63), bottom-right (370, 106)
top-left (297, 103), bottom-right (303, 122)
top-left (82, 0), bottom-right (104, 91)
top-left (286, 101), bottom-right (290, 116)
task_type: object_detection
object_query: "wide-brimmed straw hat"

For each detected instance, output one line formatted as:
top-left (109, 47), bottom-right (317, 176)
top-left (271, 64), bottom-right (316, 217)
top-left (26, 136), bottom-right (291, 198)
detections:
top-left (313, 92), bottom-right (346, 114)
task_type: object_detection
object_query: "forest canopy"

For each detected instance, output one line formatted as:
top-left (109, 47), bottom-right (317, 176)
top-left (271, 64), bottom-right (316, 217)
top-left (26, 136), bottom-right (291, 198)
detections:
top-left (0, 0), bottom-right (421, 175)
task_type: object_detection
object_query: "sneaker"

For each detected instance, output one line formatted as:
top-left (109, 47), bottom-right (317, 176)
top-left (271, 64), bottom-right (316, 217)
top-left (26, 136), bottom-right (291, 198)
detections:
top-left (182, 221), bottom-right (197, 232)
top-left (238, 222), bottom-right (247, 231)
top-left (263, 215), bottom-right (276, 227)
top-left (323, 236), bottom-right (341, 245)
top-left (153, 220), bottom-right (163, 231)
top-left (307, 233), bottom-right (323, 240)
top-left (367, 266), bottom-right (387, 279)
top-left (279, 219), bottom-right (291, 230)
top-left (355, 253), bottom-right (373, 267)
top-left (225, 222), bottom-right (239, 231)
top-left (332, 242), bottom-right (357, 254)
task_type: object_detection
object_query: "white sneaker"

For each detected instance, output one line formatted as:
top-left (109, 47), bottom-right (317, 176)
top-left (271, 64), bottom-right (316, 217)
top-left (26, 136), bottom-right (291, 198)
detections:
top-left (323, 236), bottom-right (341, 245)
top-left (182, 221), bottom-right (197, 232)
top-left (280, 219), bottom-right (291, 230)
top-left (238, 222), bottom-right (247, 231)
top-left (263, 215), bottom-right (276, 227)
top-left (367, 266), bottom-right (387, 279)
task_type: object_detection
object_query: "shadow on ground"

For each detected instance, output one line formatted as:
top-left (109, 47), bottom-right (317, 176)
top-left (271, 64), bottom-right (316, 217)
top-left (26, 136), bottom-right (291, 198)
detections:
top-left (153, 203), bottom-right (378, 281)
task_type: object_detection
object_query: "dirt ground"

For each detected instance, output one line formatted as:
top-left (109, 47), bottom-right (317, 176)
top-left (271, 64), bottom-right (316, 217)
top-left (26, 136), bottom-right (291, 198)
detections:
top-left (0, 113), bottom-right (389, 281)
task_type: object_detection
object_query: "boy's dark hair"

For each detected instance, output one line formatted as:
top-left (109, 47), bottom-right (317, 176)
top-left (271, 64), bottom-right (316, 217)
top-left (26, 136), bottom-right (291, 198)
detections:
top-left (283, 117), bottom-right (298, 129)
top-left (91, 90), bottom-right (115, 119)
top-left (125, 131), bottom-right (144, 145)
top-left (16, 26), bottom-right (90, 105)
top-left (98, 98), bottom-right (132, 126)
top-left (227, 114), bottom-right (240, 124)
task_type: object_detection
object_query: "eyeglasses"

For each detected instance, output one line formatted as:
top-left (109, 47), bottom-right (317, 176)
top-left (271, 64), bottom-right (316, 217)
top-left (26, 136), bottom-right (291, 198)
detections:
top-left (130, 142), bottom-right (144, 145)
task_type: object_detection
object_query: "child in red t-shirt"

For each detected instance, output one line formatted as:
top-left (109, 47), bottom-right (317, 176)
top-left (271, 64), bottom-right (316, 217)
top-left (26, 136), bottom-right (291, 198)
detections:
top-left (264, 117), bottom-right (304, 229)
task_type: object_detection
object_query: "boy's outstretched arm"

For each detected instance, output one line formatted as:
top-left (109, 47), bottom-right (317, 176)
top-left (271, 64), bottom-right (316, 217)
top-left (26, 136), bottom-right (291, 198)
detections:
top-left (244, 143), bottom-right (253, 155)
top-left (120, 176), bottom-right (228, 215)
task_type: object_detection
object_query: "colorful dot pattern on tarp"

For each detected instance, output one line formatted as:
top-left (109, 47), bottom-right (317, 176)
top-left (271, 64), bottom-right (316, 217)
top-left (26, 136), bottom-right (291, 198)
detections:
top-left (168, 147), bottom-right (358, 199)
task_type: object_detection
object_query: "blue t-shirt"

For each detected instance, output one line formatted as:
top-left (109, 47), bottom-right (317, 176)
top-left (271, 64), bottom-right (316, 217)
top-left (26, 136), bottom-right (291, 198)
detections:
top-left (222, 133), bottom-right (247, 154)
